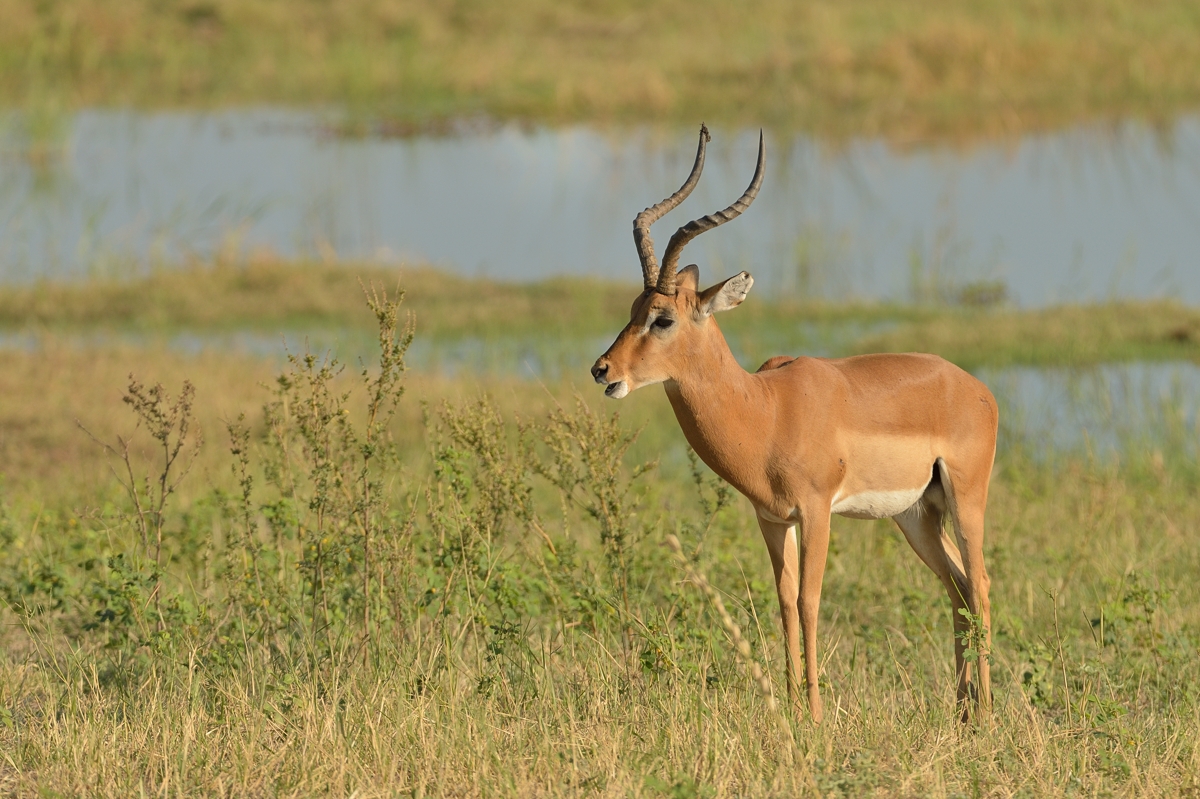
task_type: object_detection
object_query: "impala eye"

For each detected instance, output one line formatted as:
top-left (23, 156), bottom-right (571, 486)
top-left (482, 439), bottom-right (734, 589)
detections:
top-left (652, 316), bottom-right (675, 330)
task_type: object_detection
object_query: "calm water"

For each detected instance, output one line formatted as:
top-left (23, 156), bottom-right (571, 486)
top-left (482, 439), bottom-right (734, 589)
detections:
top-left (4, 109), bottom-right (1200, 305)
top-left (3, 108), bottom-right (1198, 452)
top-left (981, 363), bottom-right (1200, 456)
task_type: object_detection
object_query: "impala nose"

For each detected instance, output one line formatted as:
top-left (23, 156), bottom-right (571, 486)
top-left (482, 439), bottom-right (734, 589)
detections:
top-left (591, 362), bottom-right (608, 384)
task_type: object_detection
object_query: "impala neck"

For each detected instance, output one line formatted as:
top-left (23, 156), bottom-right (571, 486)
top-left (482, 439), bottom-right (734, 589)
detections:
top-left (663, 319), bottom-right (771, 486)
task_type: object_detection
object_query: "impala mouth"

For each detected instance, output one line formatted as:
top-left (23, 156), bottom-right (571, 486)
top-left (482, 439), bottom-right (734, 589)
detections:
top-left (604, 381), bottom-right (629, 399)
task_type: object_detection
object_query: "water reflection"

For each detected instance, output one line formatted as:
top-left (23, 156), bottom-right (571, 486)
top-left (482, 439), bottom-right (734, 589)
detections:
top-left (3, 109), bottom-right (1200, 304)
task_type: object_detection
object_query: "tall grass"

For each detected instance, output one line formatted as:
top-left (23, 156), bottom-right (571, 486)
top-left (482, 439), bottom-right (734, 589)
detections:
top-left (6, 0), bottom-right (1200, 140)
top-left (2, 283), bottom-right (1199, 796)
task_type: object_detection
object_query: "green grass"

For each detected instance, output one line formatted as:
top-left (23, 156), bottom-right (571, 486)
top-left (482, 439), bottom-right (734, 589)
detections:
top-left (0, 261), bottom-right (640, 340)
top-left (3, 261), bottom-right (1198, 371)
top-left (849, 301), bottom-right (1200, 370)
top-left (0, 271), bottom-right (1198, 796)
top-left (7, 0), bottom-right (1200, 141)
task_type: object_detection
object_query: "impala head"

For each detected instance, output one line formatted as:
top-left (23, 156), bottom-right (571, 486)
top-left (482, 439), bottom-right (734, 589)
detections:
top-left (591, 125), bottom-right (765, 399)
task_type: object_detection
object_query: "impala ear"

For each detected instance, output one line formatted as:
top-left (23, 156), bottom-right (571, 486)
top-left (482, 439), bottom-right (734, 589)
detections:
top-left (698, 271), bottom-right (753, 316)
top-left (676, 264), bottom-right (700, 292)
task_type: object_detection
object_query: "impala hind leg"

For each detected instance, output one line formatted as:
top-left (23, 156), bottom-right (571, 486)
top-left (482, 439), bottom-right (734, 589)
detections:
top-left (938, 459), bottom-right (993, 718)
top-left (892, 486), bottom-right (974, 718)
top-left (755, 515), bottom-right (803, 713)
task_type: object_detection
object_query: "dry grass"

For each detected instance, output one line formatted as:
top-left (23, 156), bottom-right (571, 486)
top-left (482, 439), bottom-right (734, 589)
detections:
top-left (6, 0), bottom-right (1200, 141)
top-left (0, 340), bottom-right (652, 504)
top-left (2, 440), bottom-right (1199, 796)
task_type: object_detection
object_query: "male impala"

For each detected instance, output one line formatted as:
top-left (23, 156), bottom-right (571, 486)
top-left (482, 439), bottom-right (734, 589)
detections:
top-left (591, 126), bottom-right (997, 722)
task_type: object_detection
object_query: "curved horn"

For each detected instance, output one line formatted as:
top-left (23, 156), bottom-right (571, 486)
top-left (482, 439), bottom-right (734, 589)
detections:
top-left (634, 125), bottom-right (710, 289)
top-left (657, 130), bottom-right (765, 295)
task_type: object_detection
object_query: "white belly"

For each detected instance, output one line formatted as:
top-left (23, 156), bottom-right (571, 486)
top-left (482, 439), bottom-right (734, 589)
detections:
top-left (832, 487), bottom-right (925, 520)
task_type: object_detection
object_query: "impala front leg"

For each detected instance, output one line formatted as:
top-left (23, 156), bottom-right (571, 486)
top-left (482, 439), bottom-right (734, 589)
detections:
top-left (755, 514), bottom-right (803, 712)
top-left (797, 503), bottom-right (831, 723)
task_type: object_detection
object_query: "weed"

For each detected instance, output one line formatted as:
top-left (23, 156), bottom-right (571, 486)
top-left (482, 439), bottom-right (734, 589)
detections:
top-left (955, 606), bottom-right (990, 668)
top-left (664, 534), bottom-right (792, 752)
top-left (77, 376), bottom-right (200, 638)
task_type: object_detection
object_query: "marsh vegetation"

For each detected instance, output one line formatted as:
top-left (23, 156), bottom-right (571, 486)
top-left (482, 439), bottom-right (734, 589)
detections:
top-left (2, 262), bottom-right (1198, 368)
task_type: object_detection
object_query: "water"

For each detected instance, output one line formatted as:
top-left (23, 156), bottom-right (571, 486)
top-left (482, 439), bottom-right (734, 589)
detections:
top-left (4, 109), bottom-right (1200, 305)
top-left (3, 108), bottom-right (1198, 456)
top-left (981, 362), bottom-right (1200, 458)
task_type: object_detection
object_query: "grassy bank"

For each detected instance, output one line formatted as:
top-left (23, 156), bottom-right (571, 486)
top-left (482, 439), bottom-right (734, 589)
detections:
top-left (2, 261), bottom-right (1198, 370)
top-left (0, 283), bottom-right (1198, 796)
top-left (6, 1), bottom-right (1200, 141)
top-left (0, 262), bottom-right (639, 340)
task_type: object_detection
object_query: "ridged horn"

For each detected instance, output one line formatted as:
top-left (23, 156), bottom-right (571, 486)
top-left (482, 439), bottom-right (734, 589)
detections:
top-left (657, 130), bottom-right (765, 295)
top-left (634, 125), bottom-right (710, 289)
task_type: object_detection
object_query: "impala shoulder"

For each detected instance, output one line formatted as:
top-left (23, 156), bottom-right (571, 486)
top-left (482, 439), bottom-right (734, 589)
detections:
top-left (754, 357), bottom-right (848, 400)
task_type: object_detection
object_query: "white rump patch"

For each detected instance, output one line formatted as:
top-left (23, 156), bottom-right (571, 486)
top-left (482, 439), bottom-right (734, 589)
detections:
top-left (832, 487), bottom-right (926, 520)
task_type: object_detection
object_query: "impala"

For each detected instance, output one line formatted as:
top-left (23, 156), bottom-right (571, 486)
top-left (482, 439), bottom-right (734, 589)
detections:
top-left (590, 126), bottom-right (997, 722)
